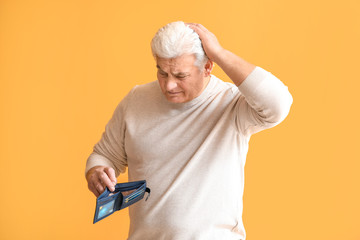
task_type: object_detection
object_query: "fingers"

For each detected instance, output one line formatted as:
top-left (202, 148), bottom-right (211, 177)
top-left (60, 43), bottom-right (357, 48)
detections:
top-left (99, 169), bottom-right (116, 192)
top-left (185, 22), bottom-right (205, 30)
top-left (185, 22), bottom-right (223, 63)
top-left (191, 23), bottom-right (208, 31)
top-left (104, 167), bottom-right (117, 185)
top-left (186, 23), bottom-right (218, 46)
top-left (88, 179), bottom-right (102, 197)
top-left (186, 23), bottom-right (203, 36)
top-left (186, 23), bottom-right (210, 36)
top-left (86, 166), bottom-right (117, 197)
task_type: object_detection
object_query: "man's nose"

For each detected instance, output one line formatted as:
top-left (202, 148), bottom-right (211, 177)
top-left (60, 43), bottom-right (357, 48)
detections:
top-left (165, 78), bottom-right (178, 91)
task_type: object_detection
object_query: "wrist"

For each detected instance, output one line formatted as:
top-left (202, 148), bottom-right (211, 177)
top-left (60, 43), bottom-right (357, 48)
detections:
top-left (212, 48), bottom-right (230, 68)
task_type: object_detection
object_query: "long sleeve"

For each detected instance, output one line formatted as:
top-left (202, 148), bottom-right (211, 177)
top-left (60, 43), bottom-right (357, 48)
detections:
top-left (235, 66), bottom-right (293, 135)
top-left (85, 88), bottom-right (137, 177)
top-left (83, 75), bottom-right (291, 239)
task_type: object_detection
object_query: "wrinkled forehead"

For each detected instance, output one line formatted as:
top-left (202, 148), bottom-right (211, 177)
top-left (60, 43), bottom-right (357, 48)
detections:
top-left (156, 54), bottom-right (197, 72)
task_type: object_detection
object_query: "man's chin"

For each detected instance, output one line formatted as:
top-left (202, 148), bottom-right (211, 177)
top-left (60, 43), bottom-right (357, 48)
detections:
top-left (166, 98), bottom-right (185, 103)
top-left (166, 95), bottom-right (187, 103)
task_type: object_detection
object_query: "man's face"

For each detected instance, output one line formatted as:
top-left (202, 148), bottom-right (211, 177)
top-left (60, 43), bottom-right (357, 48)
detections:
top-left (156, 54), bottom-right (211, 103)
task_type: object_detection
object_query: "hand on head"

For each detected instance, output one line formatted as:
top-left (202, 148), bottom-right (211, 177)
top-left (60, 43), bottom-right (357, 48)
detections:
top-left (185, 23), bottom-right (225, 63)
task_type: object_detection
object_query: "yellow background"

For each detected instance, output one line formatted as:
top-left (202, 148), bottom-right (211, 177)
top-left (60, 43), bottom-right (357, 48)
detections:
top-left (1, 0), bottom-right (359, 239)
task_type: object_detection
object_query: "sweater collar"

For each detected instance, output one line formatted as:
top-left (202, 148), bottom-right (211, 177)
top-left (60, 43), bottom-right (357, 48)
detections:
top-left (158, 75), bottom-right (216, 110)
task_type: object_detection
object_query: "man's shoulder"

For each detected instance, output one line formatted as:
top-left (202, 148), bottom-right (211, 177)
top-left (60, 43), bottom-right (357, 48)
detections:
top-left (210, 75), bottom-right (240, 95)
top-left (126, 80), bottom-right (159, 98)
top-left (124, 80), bottom-right (162, 105)
top-left (132, 80), bottom-right (159, 93)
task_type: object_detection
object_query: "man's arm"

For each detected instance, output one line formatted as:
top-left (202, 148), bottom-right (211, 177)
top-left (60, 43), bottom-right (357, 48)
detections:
top-left (85, 88), bottom-right (135, 197)
top-left (188, 23), bottom-right (293, 135)
top-left (187, 23), bottom-right (255, 86)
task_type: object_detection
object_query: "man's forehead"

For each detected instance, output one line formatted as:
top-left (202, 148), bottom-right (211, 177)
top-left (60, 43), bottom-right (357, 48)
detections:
top-left (156, 64), bottom-right (191, 75)
top-left (156, 55), bottom-right (196, 72)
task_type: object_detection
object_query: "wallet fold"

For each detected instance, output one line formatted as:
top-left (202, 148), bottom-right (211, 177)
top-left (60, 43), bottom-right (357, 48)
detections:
top-left (93, 180), bottom-right (150, 223)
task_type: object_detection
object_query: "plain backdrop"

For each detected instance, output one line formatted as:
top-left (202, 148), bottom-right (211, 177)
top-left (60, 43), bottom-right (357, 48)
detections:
top-left (1, 0), bottom-right (359, 239)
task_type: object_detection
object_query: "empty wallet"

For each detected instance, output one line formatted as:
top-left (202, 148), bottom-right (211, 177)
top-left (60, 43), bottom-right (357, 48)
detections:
top-left (93, 180), bottom-right (150, 223)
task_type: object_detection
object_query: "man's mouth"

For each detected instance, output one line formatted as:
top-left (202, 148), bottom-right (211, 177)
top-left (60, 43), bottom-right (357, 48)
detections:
top-left (168, 91), bottom-right (182, 95)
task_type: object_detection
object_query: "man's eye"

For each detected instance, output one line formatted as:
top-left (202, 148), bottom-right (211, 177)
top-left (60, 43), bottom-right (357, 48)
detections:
top-left (177, 75), bottom-right (187, 79)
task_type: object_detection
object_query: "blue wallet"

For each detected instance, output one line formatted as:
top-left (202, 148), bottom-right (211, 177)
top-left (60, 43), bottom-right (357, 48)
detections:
top-left (93, 180), bottom-right (150, 223)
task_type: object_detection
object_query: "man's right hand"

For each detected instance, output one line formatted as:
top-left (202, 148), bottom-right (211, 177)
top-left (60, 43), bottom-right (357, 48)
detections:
top-left (86, 166), bottom-right (117, 197)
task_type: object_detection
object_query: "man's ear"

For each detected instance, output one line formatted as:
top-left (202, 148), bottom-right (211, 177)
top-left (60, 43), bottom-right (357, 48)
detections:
top-left (203, 59), bottom-right (213, 77)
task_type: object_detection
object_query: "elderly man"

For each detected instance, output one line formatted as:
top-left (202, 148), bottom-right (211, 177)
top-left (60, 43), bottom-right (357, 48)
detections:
top-left (85, 21), bottom-right (293, 239)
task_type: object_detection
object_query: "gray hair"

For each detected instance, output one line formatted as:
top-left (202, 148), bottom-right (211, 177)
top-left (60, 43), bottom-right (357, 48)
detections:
top-left (151, 21), bottom-right (208, 69)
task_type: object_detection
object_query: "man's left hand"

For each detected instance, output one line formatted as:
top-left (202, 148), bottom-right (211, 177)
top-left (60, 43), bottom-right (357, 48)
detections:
top-left (187, 22), bottom-right (256, 86)
top-left (186, 23), bottom-right (225, 63)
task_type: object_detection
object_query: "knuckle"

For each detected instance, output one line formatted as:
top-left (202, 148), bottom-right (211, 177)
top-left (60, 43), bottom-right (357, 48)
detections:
top-left (89, 173), bottom-right (97, 180)
top-left (104, 167), bottom-right (114, 174)
top-left (88, 184), bottom-right (96, 193)
top-left (99, 171), bottom-right (108, 180)
top-left (96, 183), bottom-right (104, 191)
top-left (88, 176), bottom-right (97, 184)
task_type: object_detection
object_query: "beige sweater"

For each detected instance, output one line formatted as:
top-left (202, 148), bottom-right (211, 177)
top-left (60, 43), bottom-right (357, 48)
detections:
top-left (86, 66), bottom-right (293, 240)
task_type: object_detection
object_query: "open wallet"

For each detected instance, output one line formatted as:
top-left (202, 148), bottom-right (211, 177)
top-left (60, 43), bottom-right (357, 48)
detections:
top-left (93, 180), bottom-right (151, 223)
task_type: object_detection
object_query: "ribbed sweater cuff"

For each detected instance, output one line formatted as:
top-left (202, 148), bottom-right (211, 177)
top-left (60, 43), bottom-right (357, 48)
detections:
top-left (85, 152), bottom-right (119, 176)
